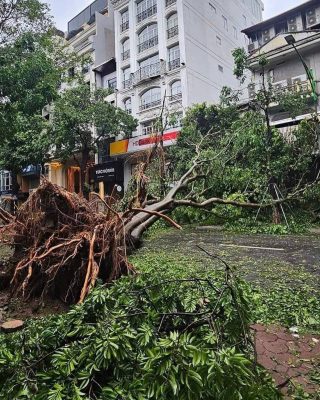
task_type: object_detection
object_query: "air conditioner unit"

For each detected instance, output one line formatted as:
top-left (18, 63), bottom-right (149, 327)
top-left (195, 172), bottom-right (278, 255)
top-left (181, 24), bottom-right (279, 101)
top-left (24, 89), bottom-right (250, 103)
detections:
top-left (287, 16), bottom-right (298, 32)
top-left (262, 28), bottom-right (271, 43)
top-left (248, 83), bottom-right (256, 99)
top-left (306, 8), bottom-right (319, 28)
top-left (248, 42), bottom-right (258, 54)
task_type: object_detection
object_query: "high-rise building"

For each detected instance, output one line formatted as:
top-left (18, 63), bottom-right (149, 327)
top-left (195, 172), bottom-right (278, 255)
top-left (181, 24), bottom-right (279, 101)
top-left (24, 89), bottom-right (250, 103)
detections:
top-left (106, 0), bottom-right (264, 190)
top-left (242, 0), bottom-right (320, 136)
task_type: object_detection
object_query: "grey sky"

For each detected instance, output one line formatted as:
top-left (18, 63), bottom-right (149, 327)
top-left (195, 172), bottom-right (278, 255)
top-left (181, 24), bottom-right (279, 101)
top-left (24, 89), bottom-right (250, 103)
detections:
top-left (46, 0), bottom-right (305, 32)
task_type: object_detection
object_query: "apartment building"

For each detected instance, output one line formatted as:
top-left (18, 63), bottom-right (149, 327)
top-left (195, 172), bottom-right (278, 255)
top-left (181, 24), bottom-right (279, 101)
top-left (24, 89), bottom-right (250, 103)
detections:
top-left (45, 0), bottom-right (117, 195)
top-left (105, 0), bottom-right (264, 190)
top-left (242, 0), bottom-right (320, 134)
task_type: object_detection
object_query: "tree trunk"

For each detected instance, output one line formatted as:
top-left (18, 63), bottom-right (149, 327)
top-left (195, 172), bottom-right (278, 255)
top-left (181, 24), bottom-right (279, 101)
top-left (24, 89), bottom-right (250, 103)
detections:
top-left (80, 149), bottom-right (90, 198)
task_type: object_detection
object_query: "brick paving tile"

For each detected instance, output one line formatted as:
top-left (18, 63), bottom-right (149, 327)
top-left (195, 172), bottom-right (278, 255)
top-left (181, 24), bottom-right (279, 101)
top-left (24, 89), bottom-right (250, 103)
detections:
top-left (264, 339), bottom-right (288, 354)
top-left (254, 325), bottom-right (320, 398)
top-left (258, 332), bottom-right (278, 343)
top-left (257, 354), bottom-right (277, 370)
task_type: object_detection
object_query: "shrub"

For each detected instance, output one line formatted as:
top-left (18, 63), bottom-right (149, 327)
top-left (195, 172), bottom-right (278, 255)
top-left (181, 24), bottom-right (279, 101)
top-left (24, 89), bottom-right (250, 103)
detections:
top-left (0, 258), bottom-right (279, 399)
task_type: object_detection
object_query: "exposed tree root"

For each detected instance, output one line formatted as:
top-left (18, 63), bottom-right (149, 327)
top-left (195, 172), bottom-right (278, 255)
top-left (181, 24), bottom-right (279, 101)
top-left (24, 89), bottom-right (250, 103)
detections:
top-left (0, 180), bottom-right (134, 303)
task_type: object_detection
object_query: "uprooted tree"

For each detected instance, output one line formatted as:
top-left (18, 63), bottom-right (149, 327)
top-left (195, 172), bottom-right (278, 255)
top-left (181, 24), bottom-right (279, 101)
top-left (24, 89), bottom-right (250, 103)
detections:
top-left (0, 47), bottom-right (319, 304)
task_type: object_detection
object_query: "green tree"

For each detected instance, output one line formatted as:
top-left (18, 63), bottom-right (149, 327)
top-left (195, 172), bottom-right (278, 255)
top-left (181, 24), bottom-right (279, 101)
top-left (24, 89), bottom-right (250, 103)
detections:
top-left (50, 83), bottom-right (138, 195)
top-left (0, 0), bottom-right (51, 44)
top-left (0, 32), bottom-right (63, 193)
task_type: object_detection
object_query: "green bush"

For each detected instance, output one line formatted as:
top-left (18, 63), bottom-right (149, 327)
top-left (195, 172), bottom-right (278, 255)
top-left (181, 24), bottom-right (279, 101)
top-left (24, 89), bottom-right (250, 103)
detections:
top-left (0, 257), bottom-right (279, 399)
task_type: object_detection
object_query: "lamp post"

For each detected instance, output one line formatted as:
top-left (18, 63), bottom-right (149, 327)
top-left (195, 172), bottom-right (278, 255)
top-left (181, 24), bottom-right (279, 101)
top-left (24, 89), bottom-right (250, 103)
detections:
top-left (284, 34), bottom-right (318, 101)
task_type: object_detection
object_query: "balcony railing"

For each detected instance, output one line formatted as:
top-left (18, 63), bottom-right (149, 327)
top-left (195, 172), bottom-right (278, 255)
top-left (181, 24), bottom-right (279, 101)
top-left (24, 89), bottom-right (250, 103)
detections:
top-left (138, 35), bottom-right (158, 53)
top-left (142, 125), bottom-right (156, 135)
top-left (137, 4), bottom-right (157, 23)
top-left (122, 49), bottom-right (130, 61)
top-left (140, 99), bottom-right (162, 111)
top-left (122, 78), bottom-right (132, 89)
top-left (169, 92), bottom-right (182, 102)
top-left (166, 0), bottom-right (176, 7)
top-left (246, 80), bottom-right (313, 103)
top-left (120, 20), bottom-right (129, 32)
top-left (275, 81), bottom-right (312, 95)
top-left (167, 25), bottom-right (179, 39)
top-left (168, 58), bottom-right (180, 71)
top-left (135, 61), bottom-right (161, 83)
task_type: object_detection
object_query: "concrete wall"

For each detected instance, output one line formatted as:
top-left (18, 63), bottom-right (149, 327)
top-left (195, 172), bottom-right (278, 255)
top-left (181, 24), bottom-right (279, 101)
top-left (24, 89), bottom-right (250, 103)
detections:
top-left (181, 0), bottom-right (263, 105)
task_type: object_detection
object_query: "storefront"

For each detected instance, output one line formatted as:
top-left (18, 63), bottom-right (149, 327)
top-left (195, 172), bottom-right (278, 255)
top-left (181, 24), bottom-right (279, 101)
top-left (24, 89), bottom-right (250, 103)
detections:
top-left (109, 129), bottom-right (180, 189)
top-left (91, 160), bottom-right (124, 199)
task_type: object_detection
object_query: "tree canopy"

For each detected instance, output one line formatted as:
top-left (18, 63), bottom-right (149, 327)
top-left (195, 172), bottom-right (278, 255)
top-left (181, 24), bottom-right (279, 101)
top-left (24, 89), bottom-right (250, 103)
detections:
top-left (0, 0), bottom-right (52, 44)
top-left (50, 83), bottom-right (138, 194)
top-left (0, 32), bottom-right (63, 188)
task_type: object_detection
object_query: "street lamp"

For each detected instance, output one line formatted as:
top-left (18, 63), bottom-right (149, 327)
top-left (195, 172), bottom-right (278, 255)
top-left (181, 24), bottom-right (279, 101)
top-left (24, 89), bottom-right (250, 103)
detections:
top-left (284, 34), bottom-right (318, 101)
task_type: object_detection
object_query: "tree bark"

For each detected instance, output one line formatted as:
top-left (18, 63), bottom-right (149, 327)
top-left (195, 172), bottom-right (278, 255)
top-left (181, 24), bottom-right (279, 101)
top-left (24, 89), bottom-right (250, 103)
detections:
top-left (80, 148), bottom-right (90, 198)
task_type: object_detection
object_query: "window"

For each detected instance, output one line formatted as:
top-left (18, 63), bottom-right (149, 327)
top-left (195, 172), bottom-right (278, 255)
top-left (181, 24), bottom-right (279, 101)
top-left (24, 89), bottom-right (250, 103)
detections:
top-left (82, 63), bottom-right (90, 74)
top-left (122, 67), bottom-right (131, 89)
top-left (140, 87), bottom-right (161, 110)
top-left (0, 170), bottom-right (12, 193)
top-left (68, 67), bottom-right (75, 78)
top-left (108, 77), bottom-right (117, 91)
top-left (122, 38), bottom-right (130, 60)
top-left (137, 0), bottom-right (157, 23)
top-left (124, 97), bottom-right (132, 114)
top-left (170, 80), bottom-right (182, 100)
top-left (218, 65), bottom-right (224, 72)
top-left (167, 13), bottom-right (178, 39)
top-left (216, 35), bottom-right (221, 45)
top-left (138, 24), bottom-right (158, 53)
top-left (141, 120), bottom-right (157, 135)
top-left (167, 112), bottom-right (183, 129)
top-left (222, 16), bottom-right (228, 30)
top-left (120, 9), bottom-right (129, 32)
top-left (137, 54), bottom-right (160, 81)
top-left (168, 45), bottom-right (180, 71)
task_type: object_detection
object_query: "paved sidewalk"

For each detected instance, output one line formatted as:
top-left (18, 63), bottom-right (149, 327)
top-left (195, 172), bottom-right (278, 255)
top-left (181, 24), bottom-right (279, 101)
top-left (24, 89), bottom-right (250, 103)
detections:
top-left (253, 324), bottom-right (320, 398)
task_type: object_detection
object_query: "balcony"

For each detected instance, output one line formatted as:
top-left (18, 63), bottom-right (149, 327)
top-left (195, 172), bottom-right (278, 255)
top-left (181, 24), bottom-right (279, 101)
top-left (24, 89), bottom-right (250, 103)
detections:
top-left (274, 80), bottom-right (312, 96)
top-left (138, 35), bottom-right (158, 53)
top-left (120, 20), bottom-right (129, 32)
top-left (137, 4), bottom-right (157, 23)
top-left (169, 92), bottom-right (182, 102)
top-left (122, 78), bottom-right (132, 89)
top-left (168, 58), bottom-right (180, 71)
top-left (134, 61), bottom-right (162, 84)
top-left (122, 49), bottom-right (130, 61)
top-left (140, 99), bottom-right (162, 111)
top-left (167, 25), bottom-right (179, 39)
top-left (142, 125), bottom-right (156, 135)
top-left (166, 0), bottom-right (176, 7)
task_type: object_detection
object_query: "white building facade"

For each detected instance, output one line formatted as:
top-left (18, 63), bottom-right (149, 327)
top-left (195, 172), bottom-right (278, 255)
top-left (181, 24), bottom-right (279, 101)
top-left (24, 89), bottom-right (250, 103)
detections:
top-left (107, 0), bottom-right (264, 188)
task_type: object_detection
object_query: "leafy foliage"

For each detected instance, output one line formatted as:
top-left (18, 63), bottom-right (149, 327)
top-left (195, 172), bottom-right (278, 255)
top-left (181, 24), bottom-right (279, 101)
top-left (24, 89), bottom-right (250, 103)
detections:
top-left (0, 32), bottom-right (62, 175)
top-left (0, 256), bottom-right (279, 399)
top-left (0, 0), bottom-right (52, 44)
top-left (50, 83), bottom-right (137, 193)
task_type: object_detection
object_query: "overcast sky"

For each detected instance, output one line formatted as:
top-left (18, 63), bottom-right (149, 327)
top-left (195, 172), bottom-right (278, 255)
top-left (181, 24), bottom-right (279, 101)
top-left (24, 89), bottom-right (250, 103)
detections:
top-left (46, 0), bottom-right (305, 31)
